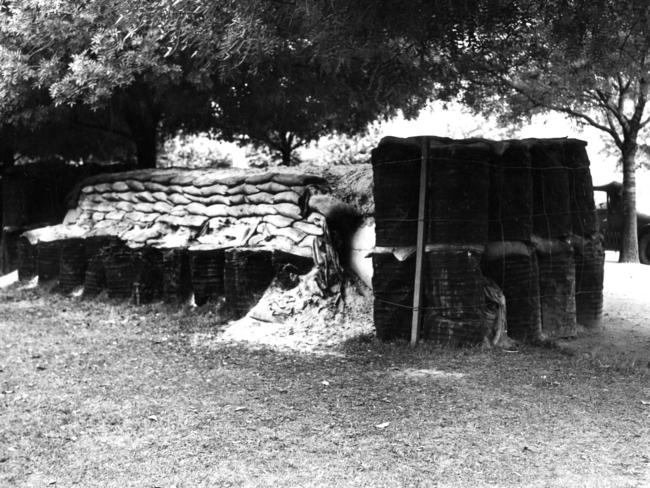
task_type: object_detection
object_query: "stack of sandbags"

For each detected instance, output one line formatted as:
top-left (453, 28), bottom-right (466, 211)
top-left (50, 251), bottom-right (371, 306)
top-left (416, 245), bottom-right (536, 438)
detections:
top-left (564, 139), bottom-right (598, 237)
top-left (370, 137), bottom-right (422, 247)
top-left (534, 238), bottom-right (577, 338)
top-left (103, 243), bottom-right (139, 299)
top-left (573, 236), bottom-right (605, 329)
top-left (188, 245), bottom-right (227, 306)
top-left (422, 245), bottom-right (487, 345)
top-left (427, 142), bottom-right (492, 244)
top-left (482, 241), bottom-right (543, 342)
top-left (69, 170), bottom-right (326, 257)
top-left (371, 251), bottom-right (415, 341)
top-left (17, 236), bottom-right (37, 281)
top-left (488, 141), bottom-right (533, 242)
top-left (224, 248), bottom-right (275, 318)
top-left (132, 247), bottom-right (165, 304)
top-left (160, 248), bottom-right (192, 303)
top-left (529, 139), bottom-right (572, 239)
top-left (563, 139), bottom-right (603, 329)
top-left (58, 238), bottom-right (86, 293)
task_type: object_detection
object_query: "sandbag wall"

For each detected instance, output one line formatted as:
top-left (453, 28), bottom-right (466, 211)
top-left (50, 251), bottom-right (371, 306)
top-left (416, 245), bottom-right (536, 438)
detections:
top-left (18, 170), bottom-right (332, 317)
top-left (371, 136), bottom-right (602, 344)
top-left (372, 138), bottom-right (492, 345)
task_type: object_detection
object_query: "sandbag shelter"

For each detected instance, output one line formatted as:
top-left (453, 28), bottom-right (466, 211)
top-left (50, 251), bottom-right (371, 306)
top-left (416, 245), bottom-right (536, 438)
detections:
top-left (19, 168), bottom-right (335, 318)
top-left (371, 136), bottom-right (603, 345)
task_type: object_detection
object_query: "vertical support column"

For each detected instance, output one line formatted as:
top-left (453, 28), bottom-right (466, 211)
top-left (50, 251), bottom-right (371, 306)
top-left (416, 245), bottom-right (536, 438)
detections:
top-left (411, 137), bottom-right (429, 346)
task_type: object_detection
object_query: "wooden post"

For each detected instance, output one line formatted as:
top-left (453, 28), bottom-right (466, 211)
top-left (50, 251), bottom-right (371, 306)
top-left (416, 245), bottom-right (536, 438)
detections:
top-left (411, 137), bottom-right (429, 346)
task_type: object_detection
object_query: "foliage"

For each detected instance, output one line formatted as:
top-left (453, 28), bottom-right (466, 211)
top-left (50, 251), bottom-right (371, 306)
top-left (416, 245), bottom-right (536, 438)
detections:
top-left (455, 0), bottom-right (650, 262)
top-left (158, 133), bottom-right (233, 169)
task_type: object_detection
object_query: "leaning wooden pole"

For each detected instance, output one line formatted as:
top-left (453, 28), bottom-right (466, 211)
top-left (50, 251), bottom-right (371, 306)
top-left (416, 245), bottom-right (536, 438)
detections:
top-left (411, 137), bottom-right (429, 346)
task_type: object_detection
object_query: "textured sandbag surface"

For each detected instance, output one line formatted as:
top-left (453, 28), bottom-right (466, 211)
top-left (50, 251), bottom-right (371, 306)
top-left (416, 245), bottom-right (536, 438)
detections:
top-left (17, 236), bottom-right (37, 281)
top-left (536, 241), bottom-right (577, 339)
top-left (36, 241), bottom-right (61, 282)
top-left (482, 246), bottom-right (543, 342)
top-left (372, 252), bottom-right (415, 341)
top-left (58, 238), bottom-right (87, 293)
top-left (188, 246), bottom-right (226, 306)
top-left (371, 137), bottom-right (421, 247)
top-left (564, 139), bottom-right (598, 237)
top-left (421, 245), bottom-right (487, 345)
top-left (488, 141), bottom-right (534, 241)
top-left (224, 248), bottom-right (275, 318)
top-left (529, 140), bottom-right (572, 238)
top-left (574, 236), bottom-right (605, 329)
top-left (427, 143), bottom-right (491, 244)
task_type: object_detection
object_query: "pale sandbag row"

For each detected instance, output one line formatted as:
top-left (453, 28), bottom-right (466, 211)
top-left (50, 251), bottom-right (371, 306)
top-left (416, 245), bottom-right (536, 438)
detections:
top-left (78, 170), bottom-right (326, 195)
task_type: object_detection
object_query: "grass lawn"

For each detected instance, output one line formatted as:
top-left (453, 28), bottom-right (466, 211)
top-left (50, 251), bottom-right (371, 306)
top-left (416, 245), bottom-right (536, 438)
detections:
top-left (1, 285), bottom-right (649, 488)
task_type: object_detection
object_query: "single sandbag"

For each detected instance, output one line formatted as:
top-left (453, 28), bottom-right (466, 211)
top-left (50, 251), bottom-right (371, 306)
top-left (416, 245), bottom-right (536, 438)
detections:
top-left (134, 202), bottom-right (155, 213)
top-left (115, 201), bottom-right (134, 212)
top-left (144, 181), bottom-right (169, 193)
top-left (105, 211), bottom-right (125, 221)
top-left (135, 192), bottom-right (156, 203)
top-left (293, 220), bottom-right (323, 236)
top-left (169, 193), bottom-right (191, 205)
top-left (177, 215), bottom-right (208, 228)
top-left (126, 180), bottom-right (146, 191)
top-left (227, 183), bottom-right (259, 195)
top-left (152, 192), bottom-right (169, 202)
top-left (275, 203), bottom-right (302, 220)
top-left (205, 204), bottom-right (230, 218)
top-left (245, 172), bottom-right (275, 185)
top-left (170, 206), bottom-right (188, 217)
top-left (170, 174), bottom-right (196, 186)
top-left (112, 181), bottom-right (130, 192)
top-left (263, 214), bottom-right (295, 228)
top-left (198, 183), bottom-right (229, 196)
top-left (257, 181), bottom-right (291, 194)
top-left (246, 192), bottom-right (274, 205)
top-left (186, 202), bottom-right (208, 216)
top-left (153, 201), bottom-right (173, 214)
top-left (273, 191), bottom-right (301, 205)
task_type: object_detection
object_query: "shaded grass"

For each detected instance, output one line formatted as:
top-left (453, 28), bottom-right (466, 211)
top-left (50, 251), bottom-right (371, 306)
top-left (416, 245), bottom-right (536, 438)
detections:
top-left (1, 285), bottom-right (649, 487)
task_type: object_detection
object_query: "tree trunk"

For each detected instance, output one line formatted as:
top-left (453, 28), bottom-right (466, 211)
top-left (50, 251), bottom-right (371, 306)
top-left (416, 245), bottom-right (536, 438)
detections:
top-left (619, 141), bottom-right (639, 262)
top-left (131, 121), bottom-right (158, 169)
top-left (122, 89), bottom-right (160, 169)
top-left (278, 144), bottom-right (293, 166)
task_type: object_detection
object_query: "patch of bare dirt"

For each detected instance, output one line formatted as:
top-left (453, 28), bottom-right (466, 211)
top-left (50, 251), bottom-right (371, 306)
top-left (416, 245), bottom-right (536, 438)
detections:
top-left (557, 252), bottom-right (650, 369)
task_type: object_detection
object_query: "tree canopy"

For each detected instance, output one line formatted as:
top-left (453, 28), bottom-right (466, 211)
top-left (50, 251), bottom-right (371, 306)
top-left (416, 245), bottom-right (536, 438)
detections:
top-left (453, 0), bottom-right (650, 262)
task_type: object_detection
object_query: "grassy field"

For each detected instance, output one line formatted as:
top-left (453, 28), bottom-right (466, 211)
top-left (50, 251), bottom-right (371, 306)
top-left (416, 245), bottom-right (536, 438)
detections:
top-left (1, 285), bottom-right (649, 488)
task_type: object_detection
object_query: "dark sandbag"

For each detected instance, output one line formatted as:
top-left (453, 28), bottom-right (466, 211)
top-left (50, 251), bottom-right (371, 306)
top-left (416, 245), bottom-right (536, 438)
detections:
top-left (564, 139), bottom-right (598, 237)
top-left (427, 143), bottom-right (491, 244)
top-left (103, 244), bottom-right (138, 300)
top-left (371, 137), bottom-right (421, 247)
top-left (188, 246), bottom-right (227, 306)
top-left (36, 241), bottom-right (62, 282)
top-left (58, 238), bottom-right (87, 293)
top-left (17, 236), bottom-right (38, 281)
top-left (224, 248), bottom-right (275, 318)
top-left (82, 236), bottom-right (121, 298)
top-left (482, 244), bottom-right (543, 342)
top-left (421, 245), bottom-right (487, 345)
top-left (529, 140), bottom-right (572, 238)
top-left (489, 141), bottom-right (534, 241)
top-left (161, 248), bottom-right (192, 302)
top-left (536, 241), bottom-right (577, 338)
top-left (132, 247), bottom-right (164, 303)
top-left (372, 252), bottom-right (415, 341)
top-left (574, 236), bottom-right (604, 329)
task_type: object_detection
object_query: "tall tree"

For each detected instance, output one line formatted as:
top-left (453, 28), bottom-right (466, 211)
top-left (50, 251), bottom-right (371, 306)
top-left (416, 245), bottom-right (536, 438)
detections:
top-left (455, 0), bottom-right (650, 262)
